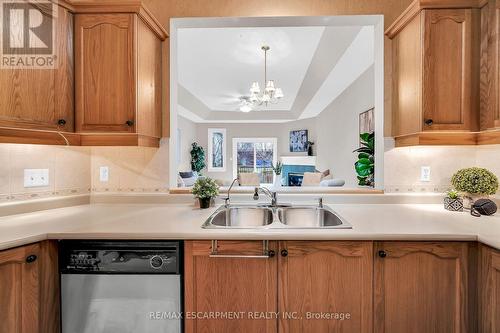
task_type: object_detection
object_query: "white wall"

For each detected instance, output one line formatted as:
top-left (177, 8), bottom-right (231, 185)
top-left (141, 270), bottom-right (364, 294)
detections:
top-left (194, 119), bottom-right (317, 184)
top-left (177, 115), bottom-right (198, 172)
top-left (315, 66), bottom-right (375, 187)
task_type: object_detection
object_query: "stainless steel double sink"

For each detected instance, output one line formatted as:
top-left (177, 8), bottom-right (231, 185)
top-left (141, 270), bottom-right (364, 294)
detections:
top-left (202, 204), bottom-right (352, 229)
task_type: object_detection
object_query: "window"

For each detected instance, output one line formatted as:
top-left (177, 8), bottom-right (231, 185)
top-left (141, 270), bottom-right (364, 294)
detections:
top-left (232, 138), bottom-right (277, 184)
top-left (208, 128), bottom-right (226, 172)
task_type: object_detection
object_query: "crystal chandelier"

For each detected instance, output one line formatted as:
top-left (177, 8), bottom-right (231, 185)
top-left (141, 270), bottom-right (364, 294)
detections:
top-left (241, 45), bottom-right (284, 112)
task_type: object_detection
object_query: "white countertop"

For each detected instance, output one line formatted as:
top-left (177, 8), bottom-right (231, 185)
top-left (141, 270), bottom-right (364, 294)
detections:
top-left (0, 202), bottom-right (499, 251)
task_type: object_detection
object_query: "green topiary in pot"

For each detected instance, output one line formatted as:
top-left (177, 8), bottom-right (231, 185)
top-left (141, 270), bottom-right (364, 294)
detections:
top-left (451, 167), bottom-right (499, 209)
top-left (451, 167), bottom-right (499, 195)
top-left (192, 177), bottom-right (219, 209)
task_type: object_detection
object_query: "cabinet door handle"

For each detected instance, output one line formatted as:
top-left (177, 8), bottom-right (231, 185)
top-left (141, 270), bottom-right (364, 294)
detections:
top-left (281, 249), bottom-right (288, 257)
top-left (424, 119), bottom-right (433, 126)
top-left (26, 255), bottom-right (37, 263)
top-left (57, 119), bottom-right (66, 126)
top-left (378, 250), bottom-right (387, 258)
top-left (125, 120), bottom-right (134, 127)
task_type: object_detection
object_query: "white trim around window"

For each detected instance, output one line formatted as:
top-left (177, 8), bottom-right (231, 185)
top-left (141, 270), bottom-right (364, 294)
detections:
top-left (232, 137), bottom-right (278, 184)
top-left (208, 128), bottom-right (227, 172)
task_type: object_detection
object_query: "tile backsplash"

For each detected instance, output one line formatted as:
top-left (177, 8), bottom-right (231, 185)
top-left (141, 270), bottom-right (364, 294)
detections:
top-left (0, 144), bottom-right (91, 202)
top-left (0, 141), bottom-right (498, 202)
top-left (0, 140), bottom-right (169, 202)
top-left (384, 145), bottom-right (500, 195)
top-left (90, 139), bottom-right (169, 193)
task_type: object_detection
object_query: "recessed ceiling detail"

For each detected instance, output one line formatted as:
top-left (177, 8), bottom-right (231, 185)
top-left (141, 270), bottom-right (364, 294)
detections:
top-left (177, 24), bottom-right (375, 123)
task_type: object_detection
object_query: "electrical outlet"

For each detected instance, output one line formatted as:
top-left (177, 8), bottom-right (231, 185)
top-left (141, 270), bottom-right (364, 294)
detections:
top-left (24, 169), bottom-right (49, 188)
top-left (99, 166), bottom-right (109, 182)
top-left (420, 166), bottom-right (431, 182)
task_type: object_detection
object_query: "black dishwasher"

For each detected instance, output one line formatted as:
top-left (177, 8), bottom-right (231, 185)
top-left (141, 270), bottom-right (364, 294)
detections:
top-left (59, 240), bottom-right (182, 333)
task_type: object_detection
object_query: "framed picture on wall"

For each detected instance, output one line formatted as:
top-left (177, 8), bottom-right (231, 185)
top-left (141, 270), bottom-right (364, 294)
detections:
top-left (208, 128), bottom-right (226, 172)
top-left (359, 108), bottom-right (375, 137)
top-left (289, 129), bottom-right (308, 152)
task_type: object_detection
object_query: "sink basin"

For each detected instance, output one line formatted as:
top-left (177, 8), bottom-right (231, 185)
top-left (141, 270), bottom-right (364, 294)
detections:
top-left (278, 206), bottom-right (350, 228)
top-left (204, 206), bottom-right (274, 228)
top-left (202, 205), bottom-right (352, 229)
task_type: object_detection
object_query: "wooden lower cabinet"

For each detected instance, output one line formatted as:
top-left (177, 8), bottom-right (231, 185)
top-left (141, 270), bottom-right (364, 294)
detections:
top-left (479, 244), bottom-right (500, 333)
top-left (0, 241), bottom-right (59, 333)
top-left (374, 241), bottom-right (472, 333)
top-left (278, 241), bottom-right (373, 333)
top-left (184, 240), bottom-right (278, 333)
top-left (184, 240), bottom-right (373, 333)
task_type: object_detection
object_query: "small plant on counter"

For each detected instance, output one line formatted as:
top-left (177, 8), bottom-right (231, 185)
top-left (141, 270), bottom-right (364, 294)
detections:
top-left (451, 167), bottom-right (499, 196)
top-left (353, 132), bottom-right (375, 187)
top-left (451, 167), bottom-right (498, 209)
top-left (192, 177), bottom-right (219, 209)
top-left (444, 189), bottom-right (463, 212)
top-left (190, 142), bottom-right (206, 174)
top-left (446, 189), bottom-right (461, 199)
top-left (271, 161), bottom-right (283, 176)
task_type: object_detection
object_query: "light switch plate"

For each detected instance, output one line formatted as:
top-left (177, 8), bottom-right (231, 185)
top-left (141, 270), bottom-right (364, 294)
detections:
top-left (24, 169), bottom-right (49, 188)
top-left (420, 166), bottom-right (431, 182)
top-left (99, 166), bottom-right (109, 182)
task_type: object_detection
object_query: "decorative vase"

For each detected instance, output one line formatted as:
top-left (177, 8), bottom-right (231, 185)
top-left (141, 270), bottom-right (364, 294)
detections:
top-left (444, 197), bottom-right (463, 212)
top-left (307, 145), bottom-right (313, 156)
top-left (274, 174), bottom-right (282, 188)
top-left (198, 197), bottom-right (211, 209)
top-left (463, 194), bottom-right (487, 210)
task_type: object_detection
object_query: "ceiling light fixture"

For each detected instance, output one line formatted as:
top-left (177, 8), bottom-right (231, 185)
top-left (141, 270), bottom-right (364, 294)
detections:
top-left (245, 45), bottom-right (284, 111)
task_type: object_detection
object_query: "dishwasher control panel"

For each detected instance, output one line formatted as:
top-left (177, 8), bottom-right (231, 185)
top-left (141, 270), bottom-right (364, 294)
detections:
top-left (59, 240), bottom-right (181, 274)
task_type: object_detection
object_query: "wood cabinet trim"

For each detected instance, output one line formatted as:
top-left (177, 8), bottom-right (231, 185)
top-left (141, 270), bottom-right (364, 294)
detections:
top-left (0, 127), bottom-right (81, 146)
top-left (386, 0), bottom-right (485, 38)
top-left (70, 0), bottom-right (168, 40)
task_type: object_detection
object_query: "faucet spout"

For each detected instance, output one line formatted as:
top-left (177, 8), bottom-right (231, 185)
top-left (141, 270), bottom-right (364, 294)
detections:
top-left (253, 187), bottom-right (278, 207)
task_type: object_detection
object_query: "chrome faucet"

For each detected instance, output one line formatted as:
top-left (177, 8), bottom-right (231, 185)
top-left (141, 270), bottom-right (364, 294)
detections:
top-left (253, 187), bottom-right (278, 207)
top-left (224, 178), bottom-right (239, 206)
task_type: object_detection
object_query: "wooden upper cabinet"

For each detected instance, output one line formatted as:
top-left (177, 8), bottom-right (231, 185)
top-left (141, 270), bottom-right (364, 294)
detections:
top-left (0, 4), bottom-right (74, 134)
top-left (387, 0), bottom-right (481, 146)
top-left (422, 9), bottom-right (478, 132)
top-left (75, 14), bottom-right (136, 133)
top-left (184, 240), bottom-right (278, 333)
top-left (278, 241), bottom-right (373, 333)
top-left (374, 242), bottom-right (472, 333)
top-left (0, 241), bottom-right (59, 333)
top-left (479, 244), bottom-right (500, 333)
top-left (74, 4), bottom-right (167, 147)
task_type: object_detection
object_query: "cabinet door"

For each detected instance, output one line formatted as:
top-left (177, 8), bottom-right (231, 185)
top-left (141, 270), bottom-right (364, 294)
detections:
top-left (374, 242), bottom-right (470, 333)
top-left (479, 245), bottom-right (500, 333)
top-left (0, 241), bottom-right (59, 333)
top-left (75, 14), bottom-right (136, 133)
top-left (278, 241), bottom-right (373, 333)
top-left (184, 240), bottom-right (278, 333)
top-left (422, 9), bottom-right (479, 131)
top-left (0, 5), bottom-right (74, 132)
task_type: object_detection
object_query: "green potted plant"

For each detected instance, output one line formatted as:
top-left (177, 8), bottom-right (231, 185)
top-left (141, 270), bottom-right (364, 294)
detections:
top-left (353, 132), bottom-right (374, 187)
top-left (451, 167), bottom-right (499, 208)
top-left (192, 177), bottom-right (219, 209)
top-left (307, 141), bottom-right (315, 156)
top-left (272, 161), bottom-right (283, 187)
top-left (444, 189), bottom-right (463, 212)
top-left (190, 142), bottom-right (206, 174)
